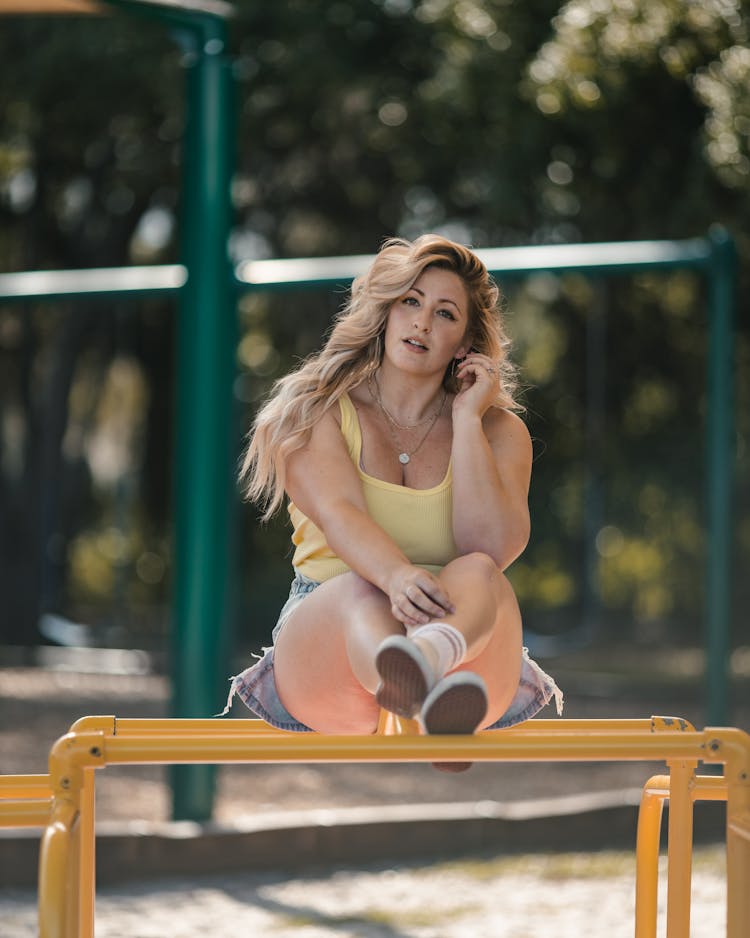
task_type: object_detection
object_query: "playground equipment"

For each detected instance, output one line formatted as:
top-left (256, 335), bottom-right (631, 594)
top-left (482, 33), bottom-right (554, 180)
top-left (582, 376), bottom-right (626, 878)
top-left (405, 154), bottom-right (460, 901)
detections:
top-left (0, 713), bottom-right (747, 937)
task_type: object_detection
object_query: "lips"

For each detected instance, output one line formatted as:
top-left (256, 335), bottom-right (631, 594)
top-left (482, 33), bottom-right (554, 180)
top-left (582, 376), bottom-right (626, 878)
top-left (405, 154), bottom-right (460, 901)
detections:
top-left (404, 337), bottom-right (428, 351)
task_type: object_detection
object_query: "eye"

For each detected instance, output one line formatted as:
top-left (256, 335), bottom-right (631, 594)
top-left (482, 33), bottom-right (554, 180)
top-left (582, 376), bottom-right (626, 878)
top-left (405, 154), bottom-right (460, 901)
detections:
top-left (437, 308), bottom-right (457, 320)
top-left (403, 295), bottom-right (419, 306)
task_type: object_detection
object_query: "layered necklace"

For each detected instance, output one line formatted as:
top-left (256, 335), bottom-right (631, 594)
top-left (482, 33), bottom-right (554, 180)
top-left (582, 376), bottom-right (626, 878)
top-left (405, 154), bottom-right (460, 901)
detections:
top-left (368, 373), bottom-right (446, 466)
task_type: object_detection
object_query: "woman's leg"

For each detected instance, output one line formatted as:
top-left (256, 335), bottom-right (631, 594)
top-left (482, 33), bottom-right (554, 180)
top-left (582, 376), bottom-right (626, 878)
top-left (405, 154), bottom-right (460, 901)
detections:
top-left (273, 571), bottom-right (403, 734)
top-left (418, 552), bottom-right (523, 728)
top-left (273, 554), bottom-right (522, 734)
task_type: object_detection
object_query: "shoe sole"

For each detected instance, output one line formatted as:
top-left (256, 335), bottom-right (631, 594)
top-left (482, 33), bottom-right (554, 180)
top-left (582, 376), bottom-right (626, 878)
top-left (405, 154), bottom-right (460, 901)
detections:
top-left (422, 673), bottom-right (487, 772)
top-left (375, 637), bottom-right (431, 719)
top-left (422, 676), bottom-right (488, 734)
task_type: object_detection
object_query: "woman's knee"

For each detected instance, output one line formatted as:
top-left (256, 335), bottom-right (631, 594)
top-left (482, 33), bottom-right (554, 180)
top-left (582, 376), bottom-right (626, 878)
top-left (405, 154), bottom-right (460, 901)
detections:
top-left (447, 551), bottom-right (501, 584)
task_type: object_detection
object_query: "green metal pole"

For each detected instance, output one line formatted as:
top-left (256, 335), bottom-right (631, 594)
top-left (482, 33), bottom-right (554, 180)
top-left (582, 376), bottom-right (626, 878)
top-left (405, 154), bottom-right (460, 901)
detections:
top-left (705, 227), bottom-right (736, 726)
top-left (171, 18), bottom-right (236, 821)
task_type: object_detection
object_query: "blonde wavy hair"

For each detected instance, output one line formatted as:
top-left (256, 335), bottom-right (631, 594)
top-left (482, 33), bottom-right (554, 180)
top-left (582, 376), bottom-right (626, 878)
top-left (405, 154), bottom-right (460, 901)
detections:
top-left (241, 233), bottom-right (519, 517)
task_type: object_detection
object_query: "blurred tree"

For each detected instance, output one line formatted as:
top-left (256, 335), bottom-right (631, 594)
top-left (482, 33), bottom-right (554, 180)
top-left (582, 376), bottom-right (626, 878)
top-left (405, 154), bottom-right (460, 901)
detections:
top-left (0, 1), bottom-right (746, 649)
top-left (0, 17), bottom-right (180, 644)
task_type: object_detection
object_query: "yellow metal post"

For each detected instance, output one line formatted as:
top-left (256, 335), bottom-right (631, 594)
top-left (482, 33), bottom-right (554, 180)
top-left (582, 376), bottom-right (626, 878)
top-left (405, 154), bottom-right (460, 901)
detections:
top-left (665, 760), bottom-right (696, 938)
top-left (77, 767), bottom-right (96, 938)
top-left (635, 774), bottom-right (670, 938)
top-left (720, 734), bottom-right (750, 938)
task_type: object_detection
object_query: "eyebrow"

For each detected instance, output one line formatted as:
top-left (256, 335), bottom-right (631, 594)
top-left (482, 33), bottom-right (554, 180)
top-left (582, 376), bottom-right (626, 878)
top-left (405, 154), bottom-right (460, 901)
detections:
top-left (411, 286), bottom-right (462, 311)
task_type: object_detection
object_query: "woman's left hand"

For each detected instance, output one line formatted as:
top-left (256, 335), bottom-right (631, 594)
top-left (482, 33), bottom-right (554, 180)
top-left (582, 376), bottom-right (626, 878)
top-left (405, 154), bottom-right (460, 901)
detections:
top-left (452, 352), bottom-right (500, 420)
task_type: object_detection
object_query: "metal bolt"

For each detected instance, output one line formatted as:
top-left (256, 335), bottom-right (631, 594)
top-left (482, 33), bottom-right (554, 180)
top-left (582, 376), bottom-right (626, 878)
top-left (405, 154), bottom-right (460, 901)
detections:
top-left (60, 777), bottom-right (70, 790)
top-left (90, 746), bottom-right (102, 757)
top-left (708, 739), bottom-right (720, 752)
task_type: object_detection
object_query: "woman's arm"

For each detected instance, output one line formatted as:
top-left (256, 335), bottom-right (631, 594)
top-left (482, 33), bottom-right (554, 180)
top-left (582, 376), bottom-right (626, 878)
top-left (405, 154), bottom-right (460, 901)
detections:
top-left (285, 408), bottom-right (455, 625)
top-left (450, 355), bottom-right (533, 570)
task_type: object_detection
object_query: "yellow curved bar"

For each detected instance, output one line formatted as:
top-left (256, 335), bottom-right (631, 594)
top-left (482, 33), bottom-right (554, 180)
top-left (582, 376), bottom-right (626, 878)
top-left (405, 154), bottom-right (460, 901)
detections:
top-left (635, 775), bottom-right (670, 938)
top-left (38, 799), bottom-right (78, 938)
top-left (635, 771), bottom-right (731, 938)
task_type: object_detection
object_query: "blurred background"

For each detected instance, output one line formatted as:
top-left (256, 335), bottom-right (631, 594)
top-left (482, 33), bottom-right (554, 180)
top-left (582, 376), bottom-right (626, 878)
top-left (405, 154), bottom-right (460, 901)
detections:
top-left (0, 1), bottom-right (748, 710)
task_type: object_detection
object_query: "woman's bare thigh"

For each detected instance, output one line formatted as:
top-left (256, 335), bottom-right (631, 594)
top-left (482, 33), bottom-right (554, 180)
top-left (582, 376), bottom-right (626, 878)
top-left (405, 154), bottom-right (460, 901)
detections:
top-left (272, 563), bottom-right (523, 733)
top-left (272, 572), bottom-right (396, 734)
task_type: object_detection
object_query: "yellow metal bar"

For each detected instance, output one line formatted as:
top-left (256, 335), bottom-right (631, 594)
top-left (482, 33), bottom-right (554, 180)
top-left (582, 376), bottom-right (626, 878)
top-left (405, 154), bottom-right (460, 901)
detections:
top-left (665, 760), bottom-right (696, 938)
top-left (92, 728), bottom-right (732, 766)
top-left (0, 774), bottom-right (52, 797)
top-left (0, 774), bottom-right (53, 828)
top-left (377, 710), bottom-right (421, 735)
top-left (77, 768), bottom-right (96, 938)
top-left (0, 799), bottom-right (52, 827)
top-left (68, 715), bottom-right (689, 738)
top-left (108, 716), bottom-right (663, 735)
top-left (635, 774), bottom-right (670, 938)
top-left (726, 788), bottom-right (750, 937)
top-left (38, 799), bottom-right (78, 938)
top-left (635, 772), bottom-right (729, 938)
top-left (68, 715), bottom-right (116, 734)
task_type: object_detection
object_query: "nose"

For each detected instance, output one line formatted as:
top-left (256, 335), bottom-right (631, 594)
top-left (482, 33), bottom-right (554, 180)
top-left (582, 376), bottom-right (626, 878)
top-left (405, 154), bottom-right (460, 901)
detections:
top-left (412, 311), bottom-right (431, 332)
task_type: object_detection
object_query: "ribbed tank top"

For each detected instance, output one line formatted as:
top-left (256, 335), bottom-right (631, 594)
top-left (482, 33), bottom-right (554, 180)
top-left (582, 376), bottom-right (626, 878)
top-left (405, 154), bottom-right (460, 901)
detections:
top-left (287, 392), bottom-right (457, 582)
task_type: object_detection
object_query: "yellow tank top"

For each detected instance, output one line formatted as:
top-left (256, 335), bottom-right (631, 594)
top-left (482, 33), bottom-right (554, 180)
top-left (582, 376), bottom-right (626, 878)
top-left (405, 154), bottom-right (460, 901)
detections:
top-left (288, 392), bottom-right (457, 582)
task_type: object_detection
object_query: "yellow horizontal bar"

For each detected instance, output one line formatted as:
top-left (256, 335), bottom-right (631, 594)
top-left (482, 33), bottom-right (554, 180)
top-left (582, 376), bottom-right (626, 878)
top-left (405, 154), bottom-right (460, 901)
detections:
top-left (84, 716), bottom-right (677, 737)
top-left (642, 774), bottom-right (728, 804)
top-left (693, 775), bottom-right (728, 802)
top-left (94, 729), bottom-right (725, 767)
top-left (0, 799), bottom-right (52, 827)
top-left (0, 774), bottom-right (52, 798)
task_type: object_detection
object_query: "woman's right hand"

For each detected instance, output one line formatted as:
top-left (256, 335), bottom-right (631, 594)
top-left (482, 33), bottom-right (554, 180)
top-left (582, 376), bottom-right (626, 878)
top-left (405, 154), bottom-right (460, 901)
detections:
top-left (388, 564), bottom-right (455, 627)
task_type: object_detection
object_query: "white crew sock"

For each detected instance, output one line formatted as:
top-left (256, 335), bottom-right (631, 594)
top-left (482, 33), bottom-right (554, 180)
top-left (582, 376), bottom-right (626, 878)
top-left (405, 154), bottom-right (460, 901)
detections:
top-left (409, 622), bottom-right (467, 678)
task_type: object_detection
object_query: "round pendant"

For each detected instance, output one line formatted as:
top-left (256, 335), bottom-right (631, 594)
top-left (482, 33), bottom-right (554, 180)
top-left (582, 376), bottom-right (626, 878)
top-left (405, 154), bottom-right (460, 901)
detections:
top-left (398, 452), bottom-right (410, 465)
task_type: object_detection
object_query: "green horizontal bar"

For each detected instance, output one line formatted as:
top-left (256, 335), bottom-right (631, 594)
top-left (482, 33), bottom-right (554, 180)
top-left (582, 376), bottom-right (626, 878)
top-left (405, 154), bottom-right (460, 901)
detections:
top-left (235, 237), bottom-right (713, 292)
top-left (0, 264), bottom-right (186, 302)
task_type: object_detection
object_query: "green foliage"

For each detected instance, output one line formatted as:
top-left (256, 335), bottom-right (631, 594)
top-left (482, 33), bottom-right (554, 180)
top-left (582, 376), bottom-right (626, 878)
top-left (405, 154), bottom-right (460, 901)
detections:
top-left (0, 1), bottom-right (747, 648)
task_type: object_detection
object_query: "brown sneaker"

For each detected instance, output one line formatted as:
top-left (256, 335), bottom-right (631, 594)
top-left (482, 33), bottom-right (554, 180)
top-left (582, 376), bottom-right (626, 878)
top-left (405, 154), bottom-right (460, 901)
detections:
top-left (375, 634), bottom-right (435, 719)
top-left (421, 671), bottom-right (487, 773)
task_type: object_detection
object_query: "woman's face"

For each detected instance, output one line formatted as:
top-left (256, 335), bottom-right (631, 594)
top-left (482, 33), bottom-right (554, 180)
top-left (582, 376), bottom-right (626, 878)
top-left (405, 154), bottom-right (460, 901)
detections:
top-left (383, 266), bottom-right (471, 376)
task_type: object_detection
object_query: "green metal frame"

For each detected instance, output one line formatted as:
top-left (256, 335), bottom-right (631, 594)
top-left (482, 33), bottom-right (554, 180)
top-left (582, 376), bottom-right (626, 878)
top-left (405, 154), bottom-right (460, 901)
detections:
top-left (0, 2), bottom-right (737, 822)
top-left (0, 0), bottom-right (236, 822)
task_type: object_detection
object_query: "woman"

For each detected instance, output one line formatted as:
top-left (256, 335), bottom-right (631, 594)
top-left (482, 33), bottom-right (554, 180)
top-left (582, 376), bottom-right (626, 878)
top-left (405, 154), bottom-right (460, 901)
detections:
top-left (224, 234), bottom-right (562, 758)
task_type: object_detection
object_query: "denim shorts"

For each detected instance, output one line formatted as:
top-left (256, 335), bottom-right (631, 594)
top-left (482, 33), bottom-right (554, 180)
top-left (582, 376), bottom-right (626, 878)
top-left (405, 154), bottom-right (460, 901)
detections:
top-left (222, 570), bottom-right (564, 732)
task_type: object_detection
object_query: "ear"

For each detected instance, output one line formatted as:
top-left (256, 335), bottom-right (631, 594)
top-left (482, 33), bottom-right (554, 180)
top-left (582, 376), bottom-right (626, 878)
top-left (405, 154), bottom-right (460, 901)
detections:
top-left (454, 343), bottom-right (470, 360)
